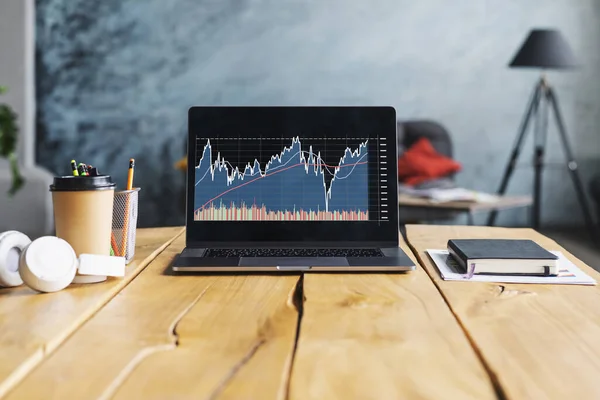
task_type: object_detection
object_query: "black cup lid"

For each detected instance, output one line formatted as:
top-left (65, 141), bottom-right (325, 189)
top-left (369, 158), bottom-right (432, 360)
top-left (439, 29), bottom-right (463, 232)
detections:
top-left (50, 175), bottom-right (116, 191)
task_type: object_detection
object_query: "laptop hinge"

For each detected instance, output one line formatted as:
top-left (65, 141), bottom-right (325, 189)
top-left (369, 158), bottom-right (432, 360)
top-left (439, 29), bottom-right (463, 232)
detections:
top-left (187, 241), bottom-right (397, 248)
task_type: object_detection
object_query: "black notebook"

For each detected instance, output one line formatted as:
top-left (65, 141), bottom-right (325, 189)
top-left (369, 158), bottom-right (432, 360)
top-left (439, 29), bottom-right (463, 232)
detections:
top-left (447, 239), bottom-right (559, 276)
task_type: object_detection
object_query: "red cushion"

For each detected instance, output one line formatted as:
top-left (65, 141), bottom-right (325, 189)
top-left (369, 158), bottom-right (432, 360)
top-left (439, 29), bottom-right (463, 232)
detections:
top-left (398, 138), bottom-right (461, 185)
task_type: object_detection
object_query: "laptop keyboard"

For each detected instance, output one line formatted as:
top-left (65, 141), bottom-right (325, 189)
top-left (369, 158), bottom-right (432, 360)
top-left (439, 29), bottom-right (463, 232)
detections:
top-left (203, 248), bottom-right (384, 258)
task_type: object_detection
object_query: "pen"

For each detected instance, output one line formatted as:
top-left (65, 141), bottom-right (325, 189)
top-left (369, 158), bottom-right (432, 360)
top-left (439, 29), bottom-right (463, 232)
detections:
top-left (77, 163), bottom-right (88, 176)
top-left (111, 233), bottom-right (119, 256)
top-left (71, 160), bottom-right (79, 176)
top-left (127, 158), bottom-right (135, 190)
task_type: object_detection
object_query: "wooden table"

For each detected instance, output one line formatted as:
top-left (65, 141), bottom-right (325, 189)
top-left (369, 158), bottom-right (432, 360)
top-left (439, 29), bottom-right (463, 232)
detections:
top-left (399, 194), bottom-right (533, 225)
top-left (1, 225), bottom-right (599, 399)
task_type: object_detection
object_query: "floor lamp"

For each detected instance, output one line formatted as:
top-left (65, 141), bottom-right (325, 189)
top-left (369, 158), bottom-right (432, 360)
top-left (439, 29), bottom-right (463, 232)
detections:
top-left (487, 29), bottom-right (598, 240)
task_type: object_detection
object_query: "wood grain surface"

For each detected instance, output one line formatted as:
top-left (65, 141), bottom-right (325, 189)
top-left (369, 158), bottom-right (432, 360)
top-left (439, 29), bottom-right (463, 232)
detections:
top-left (288, 238), bottom-right (497, 400)
top-left (10, 225), bottom-right (593, 399)
top-left (0, 226), bottom-right (183, 398)
top-left (5, 234), bottom-right (301, 400)
top-left (111, 275), bottom-right (300, 400)
top-left (406, 224), bottom-right (600, 400)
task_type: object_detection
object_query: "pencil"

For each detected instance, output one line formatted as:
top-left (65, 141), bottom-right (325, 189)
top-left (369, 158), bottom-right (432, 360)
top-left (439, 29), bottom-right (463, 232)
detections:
top-left (111, 232), bottom-right (119, 256)
top-left (121, 158), bottom-right (135, 257)
top-left (127, 159), bottom-right (135, 190)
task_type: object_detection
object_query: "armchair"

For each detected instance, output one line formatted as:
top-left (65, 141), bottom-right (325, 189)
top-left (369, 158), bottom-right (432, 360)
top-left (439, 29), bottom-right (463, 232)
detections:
top-left (397, 119), bottom-right (460, 224)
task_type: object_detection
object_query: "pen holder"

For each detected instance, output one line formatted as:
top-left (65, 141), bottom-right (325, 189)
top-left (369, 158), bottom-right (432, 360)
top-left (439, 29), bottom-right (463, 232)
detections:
top-left (112, 188), bottom-right (140, 263)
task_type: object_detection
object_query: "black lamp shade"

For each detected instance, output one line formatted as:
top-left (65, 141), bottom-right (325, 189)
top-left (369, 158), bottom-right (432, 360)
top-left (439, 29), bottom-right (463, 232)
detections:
top-left (509, 29), bottom-right (578, 69)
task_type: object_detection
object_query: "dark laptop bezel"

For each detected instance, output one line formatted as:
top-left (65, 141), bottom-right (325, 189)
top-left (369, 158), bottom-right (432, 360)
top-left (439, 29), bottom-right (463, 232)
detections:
top-left (186, 106), bottom-right (399, 247)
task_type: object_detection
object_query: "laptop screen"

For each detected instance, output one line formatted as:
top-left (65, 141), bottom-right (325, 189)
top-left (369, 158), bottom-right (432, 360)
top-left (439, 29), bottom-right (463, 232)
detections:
top-left (187, 107), bottom-right (398, 244)
top-left (194, 136), bottom-right (376, 221)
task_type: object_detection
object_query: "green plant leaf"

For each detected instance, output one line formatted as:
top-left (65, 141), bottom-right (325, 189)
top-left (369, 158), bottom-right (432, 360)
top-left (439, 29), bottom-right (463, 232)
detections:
top-left (0, 104), bottom-right (18, 158)
top-left (7, 152), bottom-right (24, 196)
top-left (0, 86), bottom-right (25, 195)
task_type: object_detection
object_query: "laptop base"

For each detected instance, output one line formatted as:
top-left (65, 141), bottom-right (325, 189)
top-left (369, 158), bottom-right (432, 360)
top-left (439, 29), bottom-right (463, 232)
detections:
top-left (171, 246), bottom-right (415, 272)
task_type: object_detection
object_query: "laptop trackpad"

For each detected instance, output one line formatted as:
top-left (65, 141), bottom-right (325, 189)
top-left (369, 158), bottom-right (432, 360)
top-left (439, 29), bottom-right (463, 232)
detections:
top-left (239, 257), bottom-right (349, 266)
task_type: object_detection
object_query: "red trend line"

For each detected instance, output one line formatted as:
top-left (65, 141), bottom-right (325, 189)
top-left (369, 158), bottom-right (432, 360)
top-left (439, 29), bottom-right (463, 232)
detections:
top-left (196, 160), bottom-right (367, 212)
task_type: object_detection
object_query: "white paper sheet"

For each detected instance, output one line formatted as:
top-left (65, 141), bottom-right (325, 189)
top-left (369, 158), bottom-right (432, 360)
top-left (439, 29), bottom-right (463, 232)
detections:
top-left (399, 187), bottom-right (499, 203)
top-left (426, 249), bottom-right (597, 285)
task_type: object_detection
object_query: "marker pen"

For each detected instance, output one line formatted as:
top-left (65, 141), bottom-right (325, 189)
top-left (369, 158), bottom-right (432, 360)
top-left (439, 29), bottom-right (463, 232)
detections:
top-left (71, 160), bottom-right (79, 176)
top-left (77, 163), bottom-right (88, 176)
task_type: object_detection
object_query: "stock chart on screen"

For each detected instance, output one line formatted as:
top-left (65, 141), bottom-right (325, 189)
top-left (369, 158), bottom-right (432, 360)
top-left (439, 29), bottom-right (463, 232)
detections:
top-left (194, 134), bottom-right (388, 222)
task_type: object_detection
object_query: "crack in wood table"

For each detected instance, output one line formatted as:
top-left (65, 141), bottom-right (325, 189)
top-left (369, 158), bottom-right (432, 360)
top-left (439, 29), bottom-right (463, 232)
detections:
top-left (1, 225), bottom-right (599, 399)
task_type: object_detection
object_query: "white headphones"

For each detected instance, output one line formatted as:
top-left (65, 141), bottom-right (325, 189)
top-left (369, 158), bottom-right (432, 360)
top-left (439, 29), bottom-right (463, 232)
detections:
top-left (0, 230), bottom-right (30, 287)
top-left (0, 230), bottom-right (125, 293)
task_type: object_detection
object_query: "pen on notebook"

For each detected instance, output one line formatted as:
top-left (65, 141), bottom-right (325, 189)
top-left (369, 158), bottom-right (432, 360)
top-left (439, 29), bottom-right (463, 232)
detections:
top-left (127, 158), bottom-right (135, 190)
top-left (71, 160), bottom-right (79, 176)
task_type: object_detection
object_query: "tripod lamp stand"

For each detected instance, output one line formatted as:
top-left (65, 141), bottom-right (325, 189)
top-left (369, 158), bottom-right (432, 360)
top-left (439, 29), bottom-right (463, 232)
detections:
top-left (487, 29), bottom-right (597, 240)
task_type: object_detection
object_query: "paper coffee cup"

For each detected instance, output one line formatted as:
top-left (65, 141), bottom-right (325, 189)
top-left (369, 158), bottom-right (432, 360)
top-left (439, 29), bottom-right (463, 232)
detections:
top-left (50, 175), bottom-right (116, 283)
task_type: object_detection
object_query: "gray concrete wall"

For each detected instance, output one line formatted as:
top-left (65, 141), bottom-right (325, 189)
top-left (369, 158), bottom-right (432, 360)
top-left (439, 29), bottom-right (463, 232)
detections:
top-left (0, 0), bottom-right (53, 238)
top-left (34, 0), bottom-right (600, 228)
top-left (0, 0), bottom-right (35, 167)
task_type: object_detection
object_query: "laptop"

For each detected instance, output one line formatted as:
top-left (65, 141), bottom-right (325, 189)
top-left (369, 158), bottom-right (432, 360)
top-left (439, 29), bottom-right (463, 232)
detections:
top-left (171, 106), bottom-right (415, 272)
